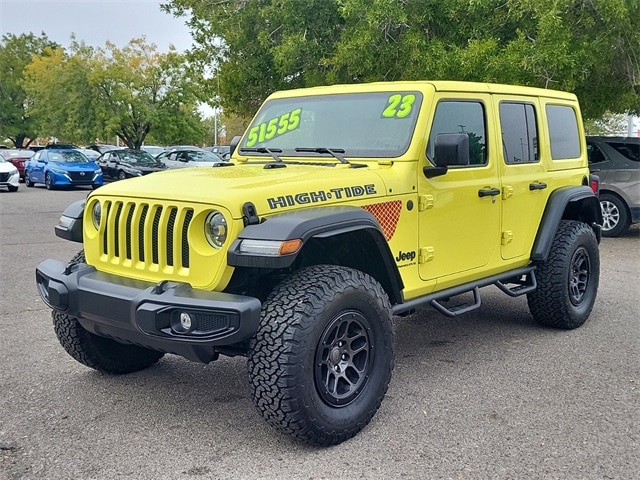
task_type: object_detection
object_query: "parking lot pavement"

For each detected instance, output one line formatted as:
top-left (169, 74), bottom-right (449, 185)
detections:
top-left (1, 186), bottom-right (639, 479)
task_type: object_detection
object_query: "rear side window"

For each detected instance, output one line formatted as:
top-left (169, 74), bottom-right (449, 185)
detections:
top-left (546, 105), bottom-right (580, 159)
top-left (500, 102), bottom-right (538, 164)
top-left (427, 101), bottom-right (487, 166)
top-left (608, 142), bottom-right (640, 162)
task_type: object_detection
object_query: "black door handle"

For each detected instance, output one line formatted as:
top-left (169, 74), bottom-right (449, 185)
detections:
top-left (478, 188), bottom-right (500, 197)
top-left (529, 182), bottom-right (548, 191)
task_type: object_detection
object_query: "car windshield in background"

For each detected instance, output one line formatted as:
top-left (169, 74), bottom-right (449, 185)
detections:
top-left (184, 151), bottom-right (223, 162)
top-left (240, 91), bottom-right (423, 158)
top-left (2, 150), bottom-right (35, 159)
top-left (49, 151), bottom-right (89, 163)
top-left (121, 150), bottom-right (159, 165)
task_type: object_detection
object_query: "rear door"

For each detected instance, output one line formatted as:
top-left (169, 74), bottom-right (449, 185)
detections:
top-left (494, 96), bottom-right (549, 260)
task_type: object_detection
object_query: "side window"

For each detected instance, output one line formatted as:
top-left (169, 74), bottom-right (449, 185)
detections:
top-left (608, 142), bottom-right (640, 162)
top-left (500, 102), bottom-right (538, 164)
top-left (546, 105), bottom-right (580, 159)
top-left (427, 101), bottom-right (487, 166)
top-left (587, 143), bottom-right (607, 164)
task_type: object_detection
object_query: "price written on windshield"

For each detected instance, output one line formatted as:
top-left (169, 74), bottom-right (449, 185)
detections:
top-left (246, 108), bottom-right (302, 147)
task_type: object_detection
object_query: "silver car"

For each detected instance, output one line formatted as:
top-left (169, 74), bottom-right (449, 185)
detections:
top-left (587, 136), bottom-right (640, 236)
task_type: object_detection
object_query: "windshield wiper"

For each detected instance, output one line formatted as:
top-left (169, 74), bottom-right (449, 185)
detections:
top-left (295, 147), bottom-right (347, 164)
top-left (294, 147), bottom-right (366, 168)
top-left (239, 147), bottom-right (285, 168)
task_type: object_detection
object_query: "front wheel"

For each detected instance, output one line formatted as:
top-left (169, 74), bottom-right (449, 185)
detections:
top-left (118, 170), bottom-right (126, 180)
top-left (45, 172), bottom-right (54, 190)
top-left (527, 220), bottom-right (599, 329)
top-left (51, 250), bottom-right (164, 373)
top-left (248, 265), bottom-right (394, 446)
top-left (25, 171), bottom-right (34, 187)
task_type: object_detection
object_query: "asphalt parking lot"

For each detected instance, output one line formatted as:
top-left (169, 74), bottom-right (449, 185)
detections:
top-left (1, 185), bottom-right (638, 480)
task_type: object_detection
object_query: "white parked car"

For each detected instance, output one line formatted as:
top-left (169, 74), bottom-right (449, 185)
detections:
top-left (156, 146), bottom-right (227, 169)
top-left (0, 155), bottom-right (20, 192)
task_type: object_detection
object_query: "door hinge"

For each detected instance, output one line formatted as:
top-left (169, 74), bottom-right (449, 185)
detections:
top-left (419, 246), bottom-right (435, 263)
top-left (418, 195), bottom-right (434, 211)
top-left (502, 185), bottom-right (514, 200)
top-left (501, 231), bottom-right (513, 245)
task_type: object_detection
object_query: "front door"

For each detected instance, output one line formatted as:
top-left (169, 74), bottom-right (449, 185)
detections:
top-left (418, 96), bottom-right (501, 285)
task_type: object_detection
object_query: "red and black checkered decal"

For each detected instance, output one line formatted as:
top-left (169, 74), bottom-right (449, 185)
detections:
top-left (361, 201), bottom-right (402, 240)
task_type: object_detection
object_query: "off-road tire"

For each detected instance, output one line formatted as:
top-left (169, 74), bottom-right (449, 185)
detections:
top-left (51, 250), bottom-right (164, 374)
top-left (25, 171), bottom-right (34, 187)
top-left (527, 220), bottom-right (599, 329)
top-left (599, 193), bottom-right (630, 237)
top-left (248, 265), bottom-right (394, 446)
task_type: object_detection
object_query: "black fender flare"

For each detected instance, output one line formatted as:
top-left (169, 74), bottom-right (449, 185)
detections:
top-left (227, 206), bottom-right (404, 303)
top-left (531, 186), bottom-right (602, 262)
top-left (54, 199), bottom-right (86, 243)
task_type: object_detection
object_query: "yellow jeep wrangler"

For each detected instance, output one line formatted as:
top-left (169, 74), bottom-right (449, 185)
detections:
top-left (36, 81), bottom-right (602, 446)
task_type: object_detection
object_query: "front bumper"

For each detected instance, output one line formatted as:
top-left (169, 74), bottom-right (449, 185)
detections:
top-left (36, 259), bottom-right (262, 363)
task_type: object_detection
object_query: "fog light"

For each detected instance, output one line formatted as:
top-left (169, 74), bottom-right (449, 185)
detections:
top-left (180, 312), bottom-right (192, 330)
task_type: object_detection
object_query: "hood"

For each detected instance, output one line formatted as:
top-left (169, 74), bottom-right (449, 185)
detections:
top-left (91, 163), bottom-right (390, 219)
top-left (51, 161), bottom-right (99, 171)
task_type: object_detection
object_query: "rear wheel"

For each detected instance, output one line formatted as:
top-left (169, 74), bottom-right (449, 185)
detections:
top-left (527, 221), bottom-right (599, 329)
top-left (599, 193), bottom-right (630, 237)
top-left (248, 265), bottom-right (394, 446)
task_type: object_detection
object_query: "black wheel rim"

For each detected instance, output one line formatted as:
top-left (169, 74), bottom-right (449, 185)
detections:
top-left (569, 246), bottom-right (590, 305)
top-left (315, 310), bottom-right (372, 407)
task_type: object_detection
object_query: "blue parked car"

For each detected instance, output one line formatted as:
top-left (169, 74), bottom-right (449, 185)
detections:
top-left (25, 148), bottom-right (103, 190)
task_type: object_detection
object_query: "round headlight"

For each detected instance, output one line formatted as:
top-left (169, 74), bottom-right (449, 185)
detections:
top-left (204, 211), bottom-right (227, 248)
top-left (92, 202), bottom-right (102, 229)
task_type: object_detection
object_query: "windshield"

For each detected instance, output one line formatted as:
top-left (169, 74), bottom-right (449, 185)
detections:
top-left (120, 150), bottom-right (160, 165)
top-left (48, 151), bottom-right (89, 163)
top-left (240, 91), bottom-right (423, 158)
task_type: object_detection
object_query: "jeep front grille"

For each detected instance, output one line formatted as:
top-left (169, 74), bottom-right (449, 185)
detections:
top-left (99, 200), bottom-right (194, 270)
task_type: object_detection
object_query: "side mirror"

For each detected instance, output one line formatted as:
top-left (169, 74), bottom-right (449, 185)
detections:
top-left (423, 133), bottom-right (469, 179)
top-left (229, 135), bottom-right (241, 157)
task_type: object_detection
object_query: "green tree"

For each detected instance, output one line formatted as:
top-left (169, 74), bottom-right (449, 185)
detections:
top-left (163, 0), bottom-right (639, 119)
top-left (0, 33), bottom-right (60, 147)
top-left (22, 41), bottom-right (100, 145)
top-left (89, 38), bottom-right (205, 148)
top-left (23, 37), bottom-right (206, 148)
top-left (163, 0), bottom-right (344, 116)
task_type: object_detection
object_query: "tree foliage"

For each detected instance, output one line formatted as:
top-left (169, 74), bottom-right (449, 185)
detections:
top-left (21, 37), bottom-right (206, 148)
top-left (0, 33), bottom-right (60, 147)
top-left (163, 0), bottom-right (639, 119)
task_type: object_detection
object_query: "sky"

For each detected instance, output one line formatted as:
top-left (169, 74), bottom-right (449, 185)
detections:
top-left (0, 0), bottom-right (193, 53)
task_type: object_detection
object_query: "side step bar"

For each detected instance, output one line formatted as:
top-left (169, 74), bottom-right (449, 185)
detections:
top-left (392, 266), bottom-right (537, 318)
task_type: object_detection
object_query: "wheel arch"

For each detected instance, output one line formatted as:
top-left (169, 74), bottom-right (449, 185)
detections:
top-left (227, 206), bottom-right (404, 305)
top-left (531, 186), bottom-right (602, 262)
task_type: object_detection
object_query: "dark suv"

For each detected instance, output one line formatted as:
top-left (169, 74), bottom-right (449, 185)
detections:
top-left (587, 136), bottom-right (640, 237)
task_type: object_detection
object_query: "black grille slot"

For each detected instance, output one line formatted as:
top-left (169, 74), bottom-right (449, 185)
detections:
top-left (113, 203), bottom-right (123, 257)
top-left (182, 209), bottom-right (193, 268)
top-left (102, 203), bottom-right (111, 255)
top-left (138, 205), bottom-right (148, 262)
top-left (166, 208), bottom-right (177, 266)
top-left (125, 206), bottom-right (134, 259)
top-left (152, 207), bottom-right (162, 264)
top-left (67, 171), bottom-right (91, 182)
top-left (0, 172), bottom-right (9, 182)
